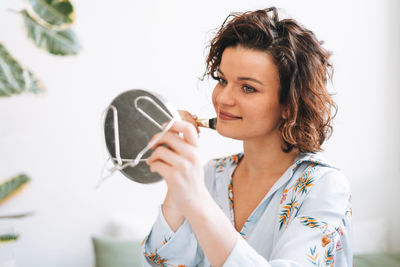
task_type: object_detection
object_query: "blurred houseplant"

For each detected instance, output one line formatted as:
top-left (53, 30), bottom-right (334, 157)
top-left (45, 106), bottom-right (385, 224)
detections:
top-left (1, 0), bottom-right (81, 97)
top-left (0, 0), bottom-right (81, 243)
top-left (0, 174), bottom-right (32, 243)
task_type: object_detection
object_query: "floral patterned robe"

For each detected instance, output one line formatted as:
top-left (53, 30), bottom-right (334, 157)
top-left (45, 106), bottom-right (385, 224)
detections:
top-left (142, 152), bottom-right (352, 267)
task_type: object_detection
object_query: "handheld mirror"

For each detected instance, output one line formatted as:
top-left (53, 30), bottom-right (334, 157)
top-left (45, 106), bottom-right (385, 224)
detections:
top-left (102, 89), bottom-right (181, 184)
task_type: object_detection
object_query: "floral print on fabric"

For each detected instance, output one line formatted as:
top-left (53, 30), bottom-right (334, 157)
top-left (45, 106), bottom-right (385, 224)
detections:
top-left (276, 158), bottom-right (349, 265)
top-left (345, 195), bottom-right (352, 219)
top-left (279, 198), bottom-right (300, 230)
top-left (213, 153), bottom-right (243, 173)
top-left (239, 217), bottom-right (255, 240)
top-left (307, 245), bottom-right (334, 267)
top-left (144, 250), bottom-right (187, 267)
top-left (228, 180), bottom-right (234, 209)
top-left (293, 163), bottom-right (316, 195)
top-left (142, 152), bottom-right (352, 267)
top-left (300, 216), bottom-right (345, 266)
top-left (144, 250), bottom-right (169, 266)
top-left (279, 163), bottom-right (319, 229)
top-left (222, 153), bottom-right (249, 236)
top-left (162, 236), bottom-right (171, 245)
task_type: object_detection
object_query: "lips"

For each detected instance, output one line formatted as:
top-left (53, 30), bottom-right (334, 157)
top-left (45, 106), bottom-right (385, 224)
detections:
top-left (219, 110), bottom-right (242, 120)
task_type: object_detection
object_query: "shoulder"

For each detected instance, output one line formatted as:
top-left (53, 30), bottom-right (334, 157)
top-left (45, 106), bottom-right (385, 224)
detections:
top-left (291, 152), bottom-right (350, 191)
top-left (292, 153), bottom-right (351, 219)
top-left (283, 153), bottom-right (351, 212)
top-left (279, 154), bottom-right (351, 229)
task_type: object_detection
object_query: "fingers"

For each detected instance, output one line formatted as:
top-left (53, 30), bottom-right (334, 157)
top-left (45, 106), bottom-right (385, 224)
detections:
top-left (147, 145), bottom-right (181, 168)
top-left (151, 119), bottom-right (199, 148)
top-left (149, 130), bottom-right (197, 162)
top-left (167, 120), bottom-right (199, 146)
top-left (148, 158), bottom-right (173, 180)
top-left (147, 142), bottom-right (192, 181)
top-left (178, 110), bottom-right (200, 133)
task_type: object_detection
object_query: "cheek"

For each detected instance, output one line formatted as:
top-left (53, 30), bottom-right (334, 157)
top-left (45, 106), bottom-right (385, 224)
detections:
top-left (249, 101), bottom-right (282, 124)
top-left (264, 104), bottom-right (285, 127)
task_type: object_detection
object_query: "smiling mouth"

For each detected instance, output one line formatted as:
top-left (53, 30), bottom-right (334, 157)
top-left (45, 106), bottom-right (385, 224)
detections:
top-left (218, 111), bottom-right (242, 120)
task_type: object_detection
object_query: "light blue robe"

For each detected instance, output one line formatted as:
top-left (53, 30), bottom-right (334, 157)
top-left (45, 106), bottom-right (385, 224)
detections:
top-left (142, 152), bottom-right (352, 266)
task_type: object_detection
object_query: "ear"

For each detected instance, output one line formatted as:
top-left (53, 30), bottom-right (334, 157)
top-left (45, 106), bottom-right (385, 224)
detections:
top-left (281, 107), bottom-right (289, 120)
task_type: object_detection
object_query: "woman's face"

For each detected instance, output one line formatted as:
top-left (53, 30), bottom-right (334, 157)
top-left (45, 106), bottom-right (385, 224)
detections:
top-left (212, 45), bottom-right (284, 141)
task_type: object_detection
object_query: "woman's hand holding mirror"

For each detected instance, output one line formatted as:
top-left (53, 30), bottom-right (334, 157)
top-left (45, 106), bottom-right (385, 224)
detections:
top-left (146, 120), bottom-right (207, 215)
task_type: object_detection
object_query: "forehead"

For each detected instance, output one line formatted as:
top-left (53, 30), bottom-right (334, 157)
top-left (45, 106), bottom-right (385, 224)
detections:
top-left (219, 46), bottom-right (279, 84)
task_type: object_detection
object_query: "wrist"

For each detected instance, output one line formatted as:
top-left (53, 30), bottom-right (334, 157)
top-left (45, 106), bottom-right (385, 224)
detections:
top-left (182, 188), bottom-right (215, 221)
top-left (162, 199), bottom-right (184, 219)
top-left (161, 203), bottom-right (185, 232)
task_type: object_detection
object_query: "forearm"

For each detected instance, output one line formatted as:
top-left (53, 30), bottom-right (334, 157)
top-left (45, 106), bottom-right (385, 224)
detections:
top-left (185, 189), bottom-right (238, 267)
top-left (162, 192), bottom-right (185, 232)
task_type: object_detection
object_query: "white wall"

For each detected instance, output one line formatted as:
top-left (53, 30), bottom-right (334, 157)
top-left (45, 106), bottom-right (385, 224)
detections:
top-left (0, 0), bottom-right (399, 266)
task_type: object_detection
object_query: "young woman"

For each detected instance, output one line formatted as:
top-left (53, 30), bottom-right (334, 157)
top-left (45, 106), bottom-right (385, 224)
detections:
top-left (142, 7), bottom-right (352, 267)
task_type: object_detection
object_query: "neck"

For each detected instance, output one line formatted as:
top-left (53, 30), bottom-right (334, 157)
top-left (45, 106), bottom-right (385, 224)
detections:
top-left (239, 131), bottom-right (299, 181)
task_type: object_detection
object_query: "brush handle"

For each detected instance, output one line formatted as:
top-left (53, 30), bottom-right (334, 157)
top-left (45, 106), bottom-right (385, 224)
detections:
top-left (196, 118), bottom-right (217, 130)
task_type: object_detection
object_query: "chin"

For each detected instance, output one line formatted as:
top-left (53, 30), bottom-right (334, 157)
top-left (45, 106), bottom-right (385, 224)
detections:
top-left (216, 125), bottom-right (245, 141)
top-left (216, 122), bottom-right (282, 142)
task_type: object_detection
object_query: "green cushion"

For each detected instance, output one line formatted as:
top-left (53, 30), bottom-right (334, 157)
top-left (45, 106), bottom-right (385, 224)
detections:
top-left (92, 237), bottom-right (142, 267)
top-left (354, 253), bottom-right (400, 267)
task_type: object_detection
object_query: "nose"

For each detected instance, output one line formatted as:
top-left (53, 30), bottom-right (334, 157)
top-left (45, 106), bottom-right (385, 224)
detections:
top-left (215, 84), bottom-right (235, 107)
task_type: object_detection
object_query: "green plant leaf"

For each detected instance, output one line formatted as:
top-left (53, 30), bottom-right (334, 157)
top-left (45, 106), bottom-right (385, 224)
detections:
top-left (21, 9), bottom-right (81, 56)
top-left (0, 174), bottom-right (31, 204)
top-left (26, 0), bottom-right (74, 30)
top-left (0, 234), bottom-right (19, 243)
top-left (0, 211), bottom-right (35, 219)
top-left (0, 43), bottom-right (45, 97)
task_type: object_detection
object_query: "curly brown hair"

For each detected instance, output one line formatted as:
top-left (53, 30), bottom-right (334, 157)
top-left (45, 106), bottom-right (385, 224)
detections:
top-left (205, 7), bottom-right (337, 153)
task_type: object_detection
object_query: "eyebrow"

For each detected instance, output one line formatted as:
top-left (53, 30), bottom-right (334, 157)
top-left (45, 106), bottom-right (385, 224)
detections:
top-left (218, 69), bottom-right (264, 86)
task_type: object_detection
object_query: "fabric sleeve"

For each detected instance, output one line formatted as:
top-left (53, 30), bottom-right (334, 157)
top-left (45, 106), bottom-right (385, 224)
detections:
top-left (223, 168), bottom-right (352, 267)
top-left (141, 205), bottom-right (201, 266)
top-left (141, 160), bottom-right (216, 266)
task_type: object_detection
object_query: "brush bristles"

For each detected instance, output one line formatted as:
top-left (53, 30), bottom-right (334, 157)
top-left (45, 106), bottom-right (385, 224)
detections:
top-left (196, 118), bottom-right (217, 130)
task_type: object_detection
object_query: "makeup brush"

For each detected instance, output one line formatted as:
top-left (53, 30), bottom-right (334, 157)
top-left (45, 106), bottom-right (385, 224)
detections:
top-left (196, 118), bottom-right (217, 130)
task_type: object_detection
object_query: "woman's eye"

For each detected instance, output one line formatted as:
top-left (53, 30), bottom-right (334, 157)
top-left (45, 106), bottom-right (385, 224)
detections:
top-left (243, 85), bottom-right (257, 93)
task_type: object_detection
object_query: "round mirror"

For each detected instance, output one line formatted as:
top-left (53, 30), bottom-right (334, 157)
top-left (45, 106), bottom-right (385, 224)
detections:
top-left (103, 89), bottom-right (180, 184)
